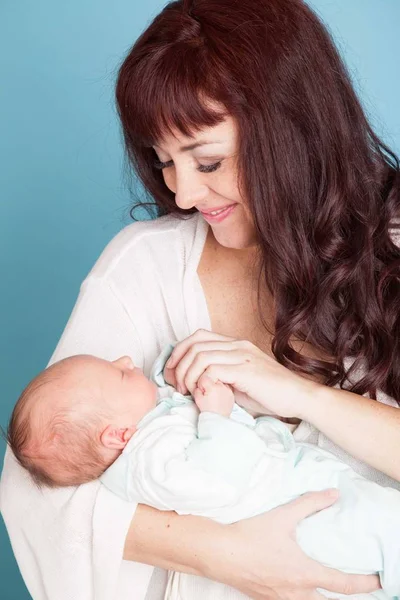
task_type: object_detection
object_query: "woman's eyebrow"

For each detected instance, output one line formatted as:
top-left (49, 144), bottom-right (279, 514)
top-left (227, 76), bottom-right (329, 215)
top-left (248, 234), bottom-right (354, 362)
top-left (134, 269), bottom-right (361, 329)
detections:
top-left (154, 140), bottom-right (223, 153)
top-left (179, 140), bottom-right (222, 152)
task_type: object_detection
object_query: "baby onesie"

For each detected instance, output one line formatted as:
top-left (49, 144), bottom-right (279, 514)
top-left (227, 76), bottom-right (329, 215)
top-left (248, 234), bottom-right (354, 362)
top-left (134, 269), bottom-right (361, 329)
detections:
top-left (101, 344), bottom-right (400, 600)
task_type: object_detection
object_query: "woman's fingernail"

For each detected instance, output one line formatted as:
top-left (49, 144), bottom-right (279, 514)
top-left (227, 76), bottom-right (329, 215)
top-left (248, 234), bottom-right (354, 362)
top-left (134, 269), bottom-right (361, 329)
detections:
top-left (166, 357), bottom-right (174, 368)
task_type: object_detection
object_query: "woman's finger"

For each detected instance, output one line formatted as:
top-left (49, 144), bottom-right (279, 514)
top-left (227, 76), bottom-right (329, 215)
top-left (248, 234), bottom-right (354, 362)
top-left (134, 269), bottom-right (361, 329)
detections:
top-left (280, 492), bottom-right (381, 595)
top-left (282, 490), bottom-right (340, 529)
top-left (166, 329), bottom-right (235, 369)
top-left (172, 342), bottom-right (245, 393)
top-left (312, 566), bottom-right (380, 595)
top-left (279, 551), bottom-right (380, 597)
top-left (196, 360), bottom-right (247, 387)
top-left (177, 347), bottom-right (247, 394)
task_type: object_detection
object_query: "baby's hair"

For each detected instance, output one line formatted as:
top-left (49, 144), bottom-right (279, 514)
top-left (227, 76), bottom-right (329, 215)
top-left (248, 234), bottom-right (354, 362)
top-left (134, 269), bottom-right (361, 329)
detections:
top-left (7, 358), bottom-right (111, 488)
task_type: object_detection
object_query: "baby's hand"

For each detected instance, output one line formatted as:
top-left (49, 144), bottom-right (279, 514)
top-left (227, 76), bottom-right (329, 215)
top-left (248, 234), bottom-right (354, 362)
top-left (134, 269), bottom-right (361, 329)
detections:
top-left (193, 376), bottom-right (235, 417)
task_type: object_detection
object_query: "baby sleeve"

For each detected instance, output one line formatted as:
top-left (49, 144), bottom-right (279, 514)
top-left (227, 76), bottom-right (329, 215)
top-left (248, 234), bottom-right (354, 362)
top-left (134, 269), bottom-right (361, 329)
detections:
top-left (103, 410), bottom-right (267, 520)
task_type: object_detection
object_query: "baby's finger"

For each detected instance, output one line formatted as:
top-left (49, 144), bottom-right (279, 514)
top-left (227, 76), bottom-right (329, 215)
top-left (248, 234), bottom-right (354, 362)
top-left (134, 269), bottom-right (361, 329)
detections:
top-left (199, 374), bottom-right (218, 394)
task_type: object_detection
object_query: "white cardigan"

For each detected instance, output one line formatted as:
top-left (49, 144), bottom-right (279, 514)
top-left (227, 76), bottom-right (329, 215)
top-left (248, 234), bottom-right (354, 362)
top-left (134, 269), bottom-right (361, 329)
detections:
top-left (1, 211), bottom-right (398, 600)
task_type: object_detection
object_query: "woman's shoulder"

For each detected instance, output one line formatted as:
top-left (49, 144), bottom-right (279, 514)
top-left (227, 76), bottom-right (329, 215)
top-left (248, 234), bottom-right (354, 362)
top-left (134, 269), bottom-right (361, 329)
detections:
top-left (88, 211), bottom-right (203, 280)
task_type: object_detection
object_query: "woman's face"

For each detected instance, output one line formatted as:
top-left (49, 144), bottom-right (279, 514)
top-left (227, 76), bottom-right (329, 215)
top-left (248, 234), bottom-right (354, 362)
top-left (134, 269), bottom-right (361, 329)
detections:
top-left (153, 115), bottom-right (257, 250)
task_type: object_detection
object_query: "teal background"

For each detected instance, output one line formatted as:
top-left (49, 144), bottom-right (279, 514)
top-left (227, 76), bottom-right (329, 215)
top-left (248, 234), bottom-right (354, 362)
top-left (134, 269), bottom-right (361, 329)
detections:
top-left (0, 0), bottom-right (399, 597)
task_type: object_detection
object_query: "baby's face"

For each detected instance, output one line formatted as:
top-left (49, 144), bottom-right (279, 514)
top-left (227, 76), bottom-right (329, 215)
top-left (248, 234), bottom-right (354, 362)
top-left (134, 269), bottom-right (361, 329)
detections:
top-left (95, 355), bottom-right (158, 425)
top-left (10, 355), bottom-right (159, 486)
top-left (26, 355), bottom-right (158, 458)
top-left (46, 355), bottom-right (158, 435)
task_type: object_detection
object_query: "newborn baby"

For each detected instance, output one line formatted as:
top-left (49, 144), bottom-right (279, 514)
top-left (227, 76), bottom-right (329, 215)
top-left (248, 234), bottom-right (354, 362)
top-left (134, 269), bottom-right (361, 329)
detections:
top-left (7, 344), bottom-right (400, 600)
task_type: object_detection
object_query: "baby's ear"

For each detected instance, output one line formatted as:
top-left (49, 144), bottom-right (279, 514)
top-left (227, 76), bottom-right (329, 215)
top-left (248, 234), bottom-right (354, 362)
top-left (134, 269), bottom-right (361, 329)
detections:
top-left (100, 425), bottom-right (136, 449)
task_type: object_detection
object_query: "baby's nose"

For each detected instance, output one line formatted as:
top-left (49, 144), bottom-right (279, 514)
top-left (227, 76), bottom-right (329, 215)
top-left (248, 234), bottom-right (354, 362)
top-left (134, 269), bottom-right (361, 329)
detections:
top-left (114, 356), bottom-right (135, 370)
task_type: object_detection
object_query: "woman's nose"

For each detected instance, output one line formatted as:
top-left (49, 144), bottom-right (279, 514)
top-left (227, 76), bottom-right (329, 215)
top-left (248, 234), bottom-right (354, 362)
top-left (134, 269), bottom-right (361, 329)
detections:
top-left (173, 172), bottom-right (209, 211)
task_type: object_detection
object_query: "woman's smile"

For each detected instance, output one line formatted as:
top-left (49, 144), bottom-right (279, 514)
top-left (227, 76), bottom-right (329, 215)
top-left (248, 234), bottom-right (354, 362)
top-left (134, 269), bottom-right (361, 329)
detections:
top-left (199, 203), bottom-right (237, 223)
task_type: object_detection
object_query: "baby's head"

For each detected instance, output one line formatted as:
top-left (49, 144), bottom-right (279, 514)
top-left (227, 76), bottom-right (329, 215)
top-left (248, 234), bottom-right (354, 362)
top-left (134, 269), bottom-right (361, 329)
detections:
top-left (7, 355), bottom-right (158, 488)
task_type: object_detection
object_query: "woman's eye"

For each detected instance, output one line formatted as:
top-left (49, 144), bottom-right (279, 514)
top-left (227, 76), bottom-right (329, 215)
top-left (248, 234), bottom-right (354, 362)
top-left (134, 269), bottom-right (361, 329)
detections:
top-left (153, 159), bottom-right (222, 173)
top-left (153, 159), bottom-right (173, 170)
top-left (198, 162), bottom-right (222, 173)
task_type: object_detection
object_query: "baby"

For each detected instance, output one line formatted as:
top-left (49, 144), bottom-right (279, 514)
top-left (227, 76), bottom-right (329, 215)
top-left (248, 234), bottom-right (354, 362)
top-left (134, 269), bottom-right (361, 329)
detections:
top-left (7, 344), bottom-right (400, 600)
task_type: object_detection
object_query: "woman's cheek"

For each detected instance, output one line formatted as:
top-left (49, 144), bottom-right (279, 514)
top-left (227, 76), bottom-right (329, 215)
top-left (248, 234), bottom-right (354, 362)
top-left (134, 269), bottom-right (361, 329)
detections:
top-left (163, 171), bottom-right (175, 193)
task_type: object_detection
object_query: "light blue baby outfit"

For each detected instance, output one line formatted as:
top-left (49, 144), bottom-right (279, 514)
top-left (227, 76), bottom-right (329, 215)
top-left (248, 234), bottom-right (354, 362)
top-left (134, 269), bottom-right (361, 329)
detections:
top-left (101, 344), bottom-right (400, 600)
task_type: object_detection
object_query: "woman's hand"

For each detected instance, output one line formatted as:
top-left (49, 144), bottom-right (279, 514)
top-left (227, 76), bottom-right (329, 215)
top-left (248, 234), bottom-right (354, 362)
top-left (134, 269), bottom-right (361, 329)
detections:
top-left (164, 329), bottom-right (319, 419)
top-left (207, 490), bottom-right (380, 600)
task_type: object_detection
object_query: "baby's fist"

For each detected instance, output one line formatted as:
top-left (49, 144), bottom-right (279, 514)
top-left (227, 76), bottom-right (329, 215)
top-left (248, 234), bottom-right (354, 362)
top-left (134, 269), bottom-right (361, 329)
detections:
top-left (193, 376), bottom-right (234, 417)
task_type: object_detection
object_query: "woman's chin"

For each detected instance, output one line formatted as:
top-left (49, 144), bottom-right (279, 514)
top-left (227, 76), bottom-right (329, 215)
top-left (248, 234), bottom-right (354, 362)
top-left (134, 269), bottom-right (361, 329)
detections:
top-left (212, 227), bottom-right (258, 251)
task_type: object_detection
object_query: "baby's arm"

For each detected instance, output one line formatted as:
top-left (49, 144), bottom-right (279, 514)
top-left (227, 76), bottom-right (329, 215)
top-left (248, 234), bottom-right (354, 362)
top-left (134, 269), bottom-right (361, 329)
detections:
top-left (186, 377), bottom-right (266, 489)
top-left (110, 379), bottom-right (267, 516)
top-left (192, 375), bottom-right (234, 417)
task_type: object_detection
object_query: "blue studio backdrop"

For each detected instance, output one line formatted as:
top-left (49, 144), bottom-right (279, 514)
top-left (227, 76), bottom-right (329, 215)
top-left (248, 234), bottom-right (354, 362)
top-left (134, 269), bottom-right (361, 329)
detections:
top-left (0, 1), bottom-right (399, 598)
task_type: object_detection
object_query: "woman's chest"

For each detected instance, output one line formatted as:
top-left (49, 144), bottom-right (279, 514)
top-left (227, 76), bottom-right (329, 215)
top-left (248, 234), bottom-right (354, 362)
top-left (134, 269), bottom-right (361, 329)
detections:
top-left (212, 291), bottom-right (271, 353)
top-left (197, 259), bottom-right (274, 356)
top-left (196, 241), bottom-right (329, 368)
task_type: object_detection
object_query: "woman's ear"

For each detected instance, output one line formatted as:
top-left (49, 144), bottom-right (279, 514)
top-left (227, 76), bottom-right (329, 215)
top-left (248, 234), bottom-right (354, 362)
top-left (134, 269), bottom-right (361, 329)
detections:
top-left (100, 425), bottom-right (137, 449)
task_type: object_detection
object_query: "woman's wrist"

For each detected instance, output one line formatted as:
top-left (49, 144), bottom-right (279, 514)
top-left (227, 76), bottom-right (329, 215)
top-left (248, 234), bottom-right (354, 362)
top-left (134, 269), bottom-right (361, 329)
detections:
top-left (198, 520), bottom-right (258, 588)
top-left (124, 504), bottom-right (228, 577)
top-left (297, 382), bottom-right (332, 423)
top-left (289, 377), bottom-right (324, 422)
top-left (296, 379), bottom-right (350, 426)
top-left (293, 381), bottom-right (400, 481)
top-left (196, 521), bottom-right (233, 581)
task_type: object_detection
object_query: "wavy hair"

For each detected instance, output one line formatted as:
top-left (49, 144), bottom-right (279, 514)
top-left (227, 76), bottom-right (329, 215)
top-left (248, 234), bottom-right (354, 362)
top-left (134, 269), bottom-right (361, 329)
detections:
top-left (115, 0), bottom-right (400, 402)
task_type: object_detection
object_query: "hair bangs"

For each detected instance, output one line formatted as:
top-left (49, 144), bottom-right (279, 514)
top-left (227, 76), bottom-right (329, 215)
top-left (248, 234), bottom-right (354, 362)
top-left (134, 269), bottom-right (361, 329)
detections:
top-left (116, 39), bottom-right (228, 149)
top-left (115, 0), bottom-right (400, 400)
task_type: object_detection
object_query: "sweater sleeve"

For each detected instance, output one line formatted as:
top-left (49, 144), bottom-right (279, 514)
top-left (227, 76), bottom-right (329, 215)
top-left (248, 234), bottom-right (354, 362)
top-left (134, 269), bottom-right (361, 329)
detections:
top-left (48, 276), bottom-right (144, 368)
top-left (0, 275), bottom-right (153, 600)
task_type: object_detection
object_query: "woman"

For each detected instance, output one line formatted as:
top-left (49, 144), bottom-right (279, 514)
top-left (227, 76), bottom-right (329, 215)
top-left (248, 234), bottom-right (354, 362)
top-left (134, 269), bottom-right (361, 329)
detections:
top-left (1, 0), bottom-right (399, 599)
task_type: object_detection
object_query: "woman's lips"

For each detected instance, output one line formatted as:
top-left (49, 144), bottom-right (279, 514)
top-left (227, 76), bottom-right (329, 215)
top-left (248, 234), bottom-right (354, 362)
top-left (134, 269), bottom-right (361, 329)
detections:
top-left (200, 204), bottom-right (237, 223)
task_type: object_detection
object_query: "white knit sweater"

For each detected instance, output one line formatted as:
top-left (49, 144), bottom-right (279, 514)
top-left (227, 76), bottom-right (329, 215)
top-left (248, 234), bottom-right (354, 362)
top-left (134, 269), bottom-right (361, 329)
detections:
top-left (1, 211), bottom-right (398, 600)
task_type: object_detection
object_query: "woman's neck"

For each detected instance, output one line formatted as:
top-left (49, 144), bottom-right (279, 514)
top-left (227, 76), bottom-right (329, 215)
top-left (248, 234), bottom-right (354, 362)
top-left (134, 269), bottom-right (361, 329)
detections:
top-left (206, 228), bottom-right (262, 277)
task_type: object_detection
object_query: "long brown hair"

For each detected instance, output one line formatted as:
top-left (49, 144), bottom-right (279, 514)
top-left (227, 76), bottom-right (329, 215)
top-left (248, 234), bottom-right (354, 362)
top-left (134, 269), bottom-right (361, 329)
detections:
top-left (115, 0), bottom-right (400, 402)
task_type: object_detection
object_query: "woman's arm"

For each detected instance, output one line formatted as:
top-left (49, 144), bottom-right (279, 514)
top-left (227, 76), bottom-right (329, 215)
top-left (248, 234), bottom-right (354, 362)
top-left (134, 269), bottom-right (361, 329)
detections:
top-left (123, 504), bottom-right (218, 575)
top-left (42, 272), bottom-right (381, 600)
top-left (165, 329), bottom-right (400, 482)
top-left (48, 277), bottom-right (145, 367)
top-left (124, 496), bottom-right (380, 600)
top-left (298, 386), bottom-right (400, 482)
